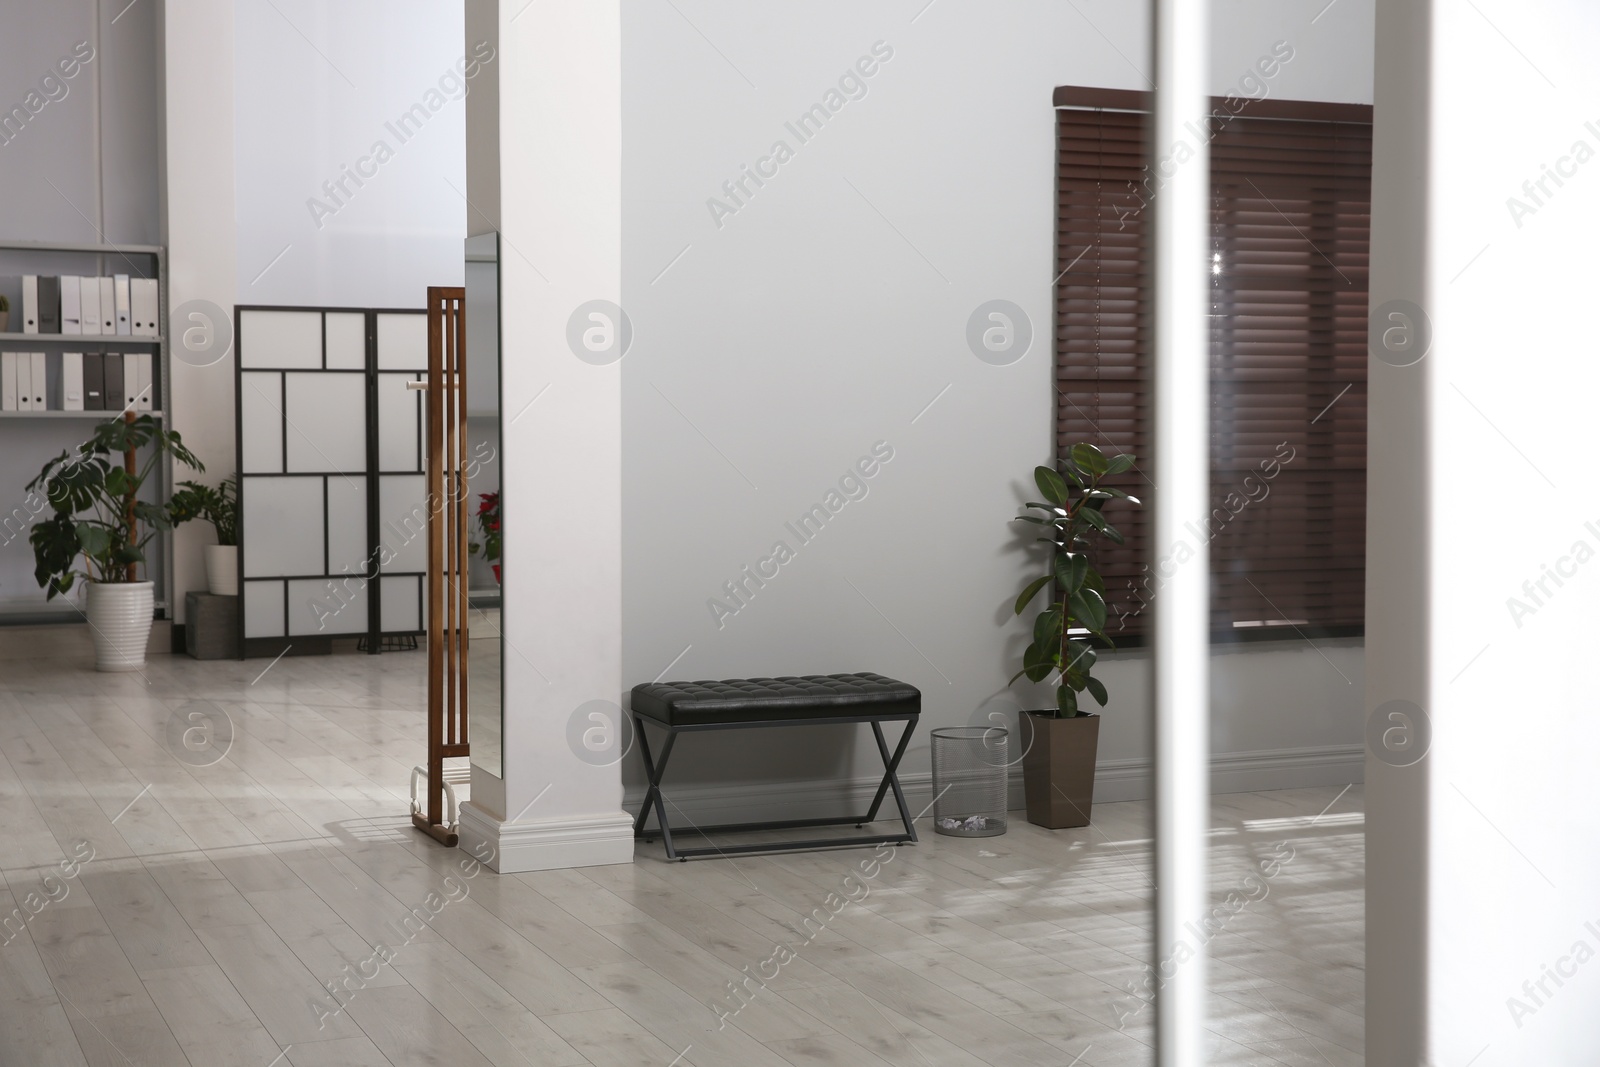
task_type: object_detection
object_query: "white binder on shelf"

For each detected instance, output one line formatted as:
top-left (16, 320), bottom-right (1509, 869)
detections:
top-left (62, 352), bottom-right (83, 411)
top-left (29, 352), bottom-right (46, 410)
top-left (22, 275), bottom-right (39, 333)
top-left (131, 278), bottom-right (158, 337)
top-left (98, 277), bottom-right (115, 333)
top-left (60, 276), bottom-right (82, 334)
top-left (130, 352), bottom-right (153, 411)
top-left (16, 352), bottom-right (32, 411)
top-left (1, 352), bottom-right (16, 410)
top-left (79, 277), bottom-right (102, 336)
top-left (113, 274), bottom-right (132, 336)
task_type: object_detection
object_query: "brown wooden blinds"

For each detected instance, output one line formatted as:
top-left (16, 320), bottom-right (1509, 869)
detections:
top-left (1053, 87), bottom-right (1371, 638)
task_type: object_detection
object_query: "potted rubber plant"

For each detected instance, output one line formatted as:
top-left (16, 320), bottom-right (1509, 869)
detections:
top-left (27, 415), bottom-right (203, 671)
top-left (168, 475), bottom-right (239, 595)
top-left (1010, 443), bottom-right (1139, 828)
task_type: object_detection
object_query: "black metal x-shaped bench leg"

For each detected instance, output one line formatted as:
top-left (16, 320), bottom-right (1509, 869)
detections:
top-left (632, 713), bottom-right (919, 861)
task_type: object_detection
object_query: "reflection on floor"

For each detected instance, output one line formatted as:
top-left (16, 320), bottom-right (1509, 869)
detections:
top-left (0, 637), bottom-right (1363, 1066)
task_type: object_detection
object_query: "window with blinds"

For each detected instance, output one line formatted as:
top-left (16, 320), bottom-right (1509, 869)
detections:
top-left (1053, 87), bottom-right (1371, 640)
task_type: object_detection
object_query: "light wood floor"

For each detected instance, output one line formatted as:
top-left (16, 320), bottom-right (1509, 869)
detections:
top-left (0, 635), bottom-right (1363, 1066)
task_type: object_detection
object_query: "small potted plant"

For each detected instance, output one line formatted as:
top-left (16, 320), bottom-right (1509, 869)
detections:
top-left (1009, 443), bottom-right (1139, 828)
top-left (28, 415), bottom-right (203, 671)
top-left (468, 490), bottom-right (500, 584)
top-left (168, 476), bottom-right (239, 595)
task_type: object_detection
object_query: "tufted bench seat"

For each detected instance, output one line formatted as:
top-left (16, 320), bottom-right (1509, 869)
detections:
top-left (629, 673), bottom-right (921, 860)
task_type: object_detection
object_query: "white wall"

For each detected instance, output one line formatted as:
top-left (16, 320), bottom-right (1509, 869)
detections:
top-left (619, 0), bottom-right (1376, 812)
top-left (232, 0), bottom-right (468, 307)
top-left (1370, 0), bottom-right (1600, 1061)
top-left (0, 0), bottom-right (160, 617)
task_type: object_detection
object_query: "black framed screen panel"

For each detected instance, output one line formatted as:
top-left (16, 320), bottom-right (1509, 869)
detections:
top-left (234, 307), bottom-right (428, 651)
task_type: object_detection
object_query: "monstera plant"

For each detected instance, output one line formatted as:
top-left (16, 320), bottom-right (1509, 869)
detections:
top-left (27, 414), bottom-right (202, 670)
top-left (1008, 442), bottom-right (1139, 828)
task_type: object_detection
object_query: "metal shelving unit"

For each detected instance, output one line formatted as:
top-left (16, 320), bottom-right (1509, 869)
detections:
top-left (0, 239), bottom-right (171, 621)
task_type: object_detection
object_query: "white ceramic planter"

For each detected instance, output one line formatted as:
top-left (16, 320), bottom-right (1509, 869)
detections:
top-left (205, 544), bottom-right (238, 596)
top-left (85, 580), bottom-right (155, 672)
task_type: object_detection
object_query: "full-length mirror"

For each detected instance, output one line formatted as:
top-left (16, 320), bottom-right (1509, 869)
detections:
top-left (465, 231), bottom-right (502, 778)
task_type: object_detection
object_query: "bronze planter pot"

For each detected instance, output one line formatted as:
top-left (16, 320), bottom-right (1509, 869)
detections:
top-left (1021, 711), bottom-right (1100, 829)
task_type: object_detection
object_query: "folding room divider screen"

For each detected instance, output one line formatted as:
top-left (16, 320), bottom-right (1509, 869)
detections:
top-left (233, 306), bottom-right (429, 656)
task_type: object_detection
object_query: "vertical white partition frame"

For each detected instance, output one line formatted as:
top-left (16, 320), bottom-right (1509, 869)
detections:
top-left (1152, 0), bottom-right (1210, 1062)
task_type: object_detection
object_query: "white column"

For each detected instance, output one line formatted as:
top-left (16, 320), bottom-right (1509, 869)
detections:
top-left (159, 0), bottom-right (238, 623)
top-left (1369, 0), bottom-right (1600, 1060)
top-left (1152, 0), bottom-right (1210, 1062)
top-left (457, 0), bottom-right (632, 872)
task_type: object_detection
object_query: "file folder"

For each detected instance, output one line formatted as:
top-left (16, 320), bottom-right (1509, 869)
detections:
top-left (22, 275), bottom-right (38, 333)
top-left (104, 353), bottom-right (124, 412)
top-left (38, 277), bottom-right (60, 334)
top-left (16, 352), bottom-right (33, 411)
top-left (79, 276), bottom-right (101, 337)
top-left (98, 277), bottom-right (115, 333)
top-left (130, 352), bottom-right (153, 411)
top-left (29, 352), bottom-right (45, 409)
top-left (113, 275), bottom-right (131, 336)
top-left (1, 352), bottom-right (16, 410)
top-left (62, 352), bottom-right (83, 411)
top-left (61, 276), bottom-right (82, 334)
top-left (131, 278), bottom-right (158, 337)
top-left (83, 353), bottom-right (104, 411)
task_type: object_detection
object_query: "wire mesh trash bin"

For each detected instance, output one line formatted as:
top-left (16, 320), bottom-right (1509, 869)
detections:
top-left (930, 726), bottom-right (1008, 837)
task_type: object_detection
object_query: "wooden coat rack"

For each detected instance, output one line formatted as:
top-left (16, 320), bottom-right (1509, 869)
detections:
top-left (412, 285), bottom-right (470, 846)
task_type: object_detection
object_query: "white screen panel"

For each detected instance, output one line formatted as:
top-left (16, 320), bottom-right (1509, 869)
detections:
top-left (380, 575), bottom-right (421, 633)
top-left (243, 477), bottom-right (323, 577)
top-left (377, 313), bottom-right (427, 369)
top-left (240, 372), bottom-right (283, 473)
top-left (327, 476), bottom-right (368, 577)
top-left (240, 310), bottom-right (322, 368)
top-left (377, 373), bottom-right (421, 472)
top-left (325, 312), bottom-right (365, 369)
top-left (285, 372), bottom-right (365, 473)
top-left (289, 578), bottom-right (368, 636)
top-left (244, 581), bottom-right (284, 638)
top-left (377, 474), bottom-right (429, 573)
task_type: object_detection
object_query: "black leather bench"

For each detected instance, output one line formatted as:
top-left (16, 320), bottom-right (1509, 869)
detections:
top-left (629, 673), bottom-right (921, 860)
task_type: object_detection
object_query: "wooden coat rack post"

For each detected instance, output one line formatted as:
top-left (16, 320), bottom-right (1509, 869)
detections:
top-left (413, 286), bottom-right (470, 846)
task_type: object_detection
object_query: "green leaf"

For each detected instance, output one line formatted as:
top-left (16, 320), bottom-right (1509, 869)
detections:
top-left (1014, 574), bottom-right (1053, 615)
top-left (1105, 454), bottom-right (1137, 475)
top-left (1080, 507), bottom-right (1108, 532)
top-left (103, 466), bottom-right (130, 497)
top-left (1084, 675), bottom-right (1109, 706)
top-left (1033, 605), bottom-right (1063, 650)
top-left (1063, 639), bottom-right (1097, 673)
top-left (1069, 588), bottom-right (1107, 632)
top-left (1098, 486), bottom-right (1142, 506)
top-left (1083, 567), bottom-right (1106, 595)
top-left (1033, 466), bottom-right (1070, 507)
top-left (1054, 552), bottom-right (1088, 595)
top-left (1070, 443), bottom-right (1109, 476)
top-left (1057, 686), bottom-right (1079, 716)
top-left (1099, 522), bottom-right (1125, 545)
top-left (76, 524), bottom-right (112, 557)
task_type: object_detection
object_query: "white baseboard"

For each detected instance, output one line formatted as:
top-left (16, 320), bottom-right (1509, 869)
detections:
top-left (622, 744), bottom-right (1365, 826)
top-left (457, 801), bottom-right (634, 873)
